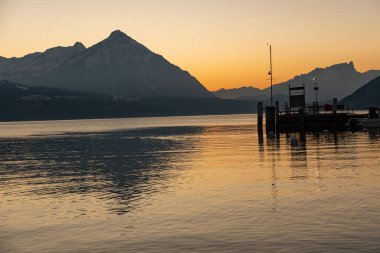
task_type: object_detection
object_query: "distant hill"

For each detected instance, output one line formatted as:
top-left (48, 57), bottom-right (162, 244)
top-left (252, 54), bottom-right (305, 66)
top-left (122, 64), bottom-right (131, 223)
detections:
top-left (262, 62), bottom-right (380, 102)
top-left (0, 79), bottom-right (108, 100)
top-left (0, 30), bottom-right (213, 98)
top-left (213, 86), bottom-right (264, 100)
top-left (214, 62), bottom-right (380, 103)
top-left (0, 80), bottom-right (256, 121)
top-left (340, 76), bottom-right (380, 109)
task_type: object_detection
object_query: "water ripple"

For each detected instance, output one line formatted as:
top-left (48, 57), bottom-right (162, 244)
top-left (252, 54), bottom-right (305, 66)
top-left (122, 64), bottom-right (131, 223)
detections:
top-left (0, 115), bottom-right (379, 252)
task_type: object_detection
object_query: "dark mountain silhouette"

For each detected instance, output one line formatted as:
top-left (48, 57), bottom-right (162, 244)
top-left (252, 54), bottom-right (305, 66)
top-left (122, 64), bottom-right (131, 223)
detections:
top-left (0, 30), bottom-right (213, 98)
top-left (262, 62), bottom-right (380, 102)
top-left (0, 79), bottom-right (108, 99)
top-left (0, 80), bottom-right (255, 121)
top-left (213, 86), bottom-right (264, 100)
top-left (214, 62), bottom-right (380, 103)
top-left (213, 86), bottom-right (288, 106)
top-left (340, 76), bottom-right (380, 108)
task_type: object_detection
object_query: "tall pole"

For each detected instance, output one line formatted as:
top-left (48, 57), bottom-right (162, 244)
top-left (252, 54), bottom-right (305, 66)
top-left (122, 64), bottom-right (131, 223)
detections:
top-left (268, 44), bottom-right (273, 107)
top-left (315, 87), bottom-right (318, 103)
top-left (313, 78), bottom-right (319, 104)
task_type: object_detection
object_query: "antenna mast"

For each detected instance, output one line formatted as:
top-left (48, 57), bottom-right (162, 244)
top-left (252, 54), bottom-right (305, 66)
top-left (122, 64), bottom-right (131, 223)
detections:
top-left (267, 44), bottom-right (273, 106)
top-left (313, 78), bottom-right (319, 104)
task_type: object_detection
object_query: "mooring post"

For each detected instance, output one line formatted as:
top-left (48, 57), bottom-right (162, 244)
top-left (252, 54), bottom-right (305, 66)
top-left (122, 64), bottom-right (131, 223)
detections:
top-left (265, 106), bottom-right (276, 132)
top-left (285, 102), bottom-right (289, 114)
top-left (257, 102), bottom-right (263, 130)
top-left (299, 108), bottom-right (305, 130)
top-left (275, 101), bottom-right (279, 113)
top-left (275, 101), bottom-right (280, 129)
top-left (333, 98), bottom-right (338, 129)
top-left (333, 98), bottom-right (337, 114)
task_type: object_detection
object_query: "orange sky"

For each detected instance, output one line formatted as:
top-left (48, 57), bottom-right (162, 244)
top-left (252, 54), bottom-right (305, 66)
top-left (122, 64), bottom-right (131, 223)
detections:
top-left (0, 0), bottom-right (379, 90)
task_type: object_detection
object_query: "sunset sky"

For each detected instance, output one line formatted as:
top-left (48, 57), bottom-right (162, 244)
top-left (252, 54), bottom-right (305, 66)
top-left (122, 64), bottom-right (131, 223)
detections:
top-left (0, 0), bottom-right (379, 90)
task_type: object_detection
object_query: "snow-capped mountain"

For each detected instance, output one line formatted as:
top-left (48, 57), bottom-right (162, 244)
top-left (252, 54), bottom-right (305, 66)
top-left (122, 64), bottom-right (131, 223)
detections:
top-left (0, 30), bottom-right (213, 97)
top-left (0, 42), bottom-right (86, 79)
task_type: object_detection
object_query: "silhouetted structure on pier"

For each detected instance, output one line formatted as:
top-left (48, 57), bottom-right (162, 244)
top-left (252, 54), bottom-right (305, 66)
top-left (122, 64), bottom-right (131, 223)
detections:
top-left (258, 84), bottom-right (366, 131)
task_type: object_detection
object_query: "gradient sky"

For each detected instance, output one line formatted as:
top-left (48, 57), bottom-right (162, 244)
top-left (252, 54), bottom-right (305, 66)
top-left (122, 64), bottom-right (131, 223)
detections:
top-left (0, 0), bottom-right (379, 90)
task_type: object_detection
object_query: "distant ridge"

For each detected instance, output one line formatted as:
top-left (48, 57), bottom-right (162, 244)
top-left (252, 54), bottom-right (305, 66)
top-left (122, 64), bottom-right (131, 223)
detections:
top-left (213, 86), bottom-right (264, 100)
top-left (214, 62), bottom-right (380, 103)
top-left (0, 30), bottom-right (213, 98)
top-left (340, 76), bottom-right (380, 108)
top-left (0, 79), bottom-right (107, 99)
top-left (262, 62), bottom-right (380, 101)
top-left (0, 79), bottom-right (256, 121)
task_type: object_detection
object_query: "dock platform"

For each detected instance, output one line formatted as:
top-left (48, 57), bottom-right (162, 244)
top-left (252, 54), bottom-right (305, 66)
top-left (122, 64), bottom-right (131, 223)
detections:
top-left (258, 102), bottom-right (367, 131)
top-left (276, 111), bottom-right (366, 130)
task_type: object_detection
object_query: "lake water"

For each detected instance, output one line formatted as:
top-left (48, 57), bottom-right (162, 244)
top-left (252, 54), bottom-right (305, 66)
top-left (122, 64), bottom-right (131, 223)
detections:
top-left (0, 114), bottom-right (379, 253)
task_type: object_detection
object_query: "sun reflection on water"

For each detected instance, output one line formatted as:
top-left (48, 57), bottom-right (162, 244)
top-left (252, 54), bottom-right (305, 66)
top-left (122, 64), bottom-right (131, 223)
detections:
top-left (0, 115), bottom-right (379, 252)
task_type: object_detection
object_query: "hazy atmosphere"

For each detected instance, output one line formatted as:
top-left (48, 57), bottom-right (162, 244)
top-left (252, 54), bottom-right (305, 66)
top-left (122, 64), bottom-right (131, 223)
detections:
top-left (1, 0), bottom-right (379, 90)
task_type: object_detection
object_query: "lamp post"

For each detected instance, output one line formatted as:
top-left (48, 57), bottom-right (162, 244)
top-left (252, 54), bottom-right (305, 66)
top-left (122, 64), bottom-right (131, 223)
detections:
top-left (313, 78), bottom-right (319, 114)
top-left (267, 43), bottom-right (273, 107)
top-left (313, 78), bottom-right (319, 104)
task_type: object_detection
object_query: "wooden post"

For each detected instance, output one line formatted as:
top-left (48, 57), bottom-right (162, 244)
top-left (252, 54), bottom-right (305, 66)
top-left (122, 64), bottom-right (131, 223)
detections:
top-left (299, 108), bottom-right (305, 130)
top-left (257, 102), bottom-right (263, 130)
top-left (285, 102), bottom-right (289, 114)
top-left (275, 101), bottom-right (280, 129)
top-left (275, 101), bottom-right (280, 113)
top-left (333, 98), bottom-right (338, 129)
top-left (313, 102), bottom-right (319, 114)
top-left (333, 98), bottom-right (337, 114)
top-left (265, 106), bottom-right (276, 132)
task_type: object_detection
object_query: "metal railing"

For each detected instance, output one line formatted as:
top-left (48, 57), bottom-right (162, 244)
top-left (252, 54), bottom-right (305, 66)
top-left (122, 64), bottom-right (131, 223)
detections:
top-left (277, 104), bottom-right (354, 116)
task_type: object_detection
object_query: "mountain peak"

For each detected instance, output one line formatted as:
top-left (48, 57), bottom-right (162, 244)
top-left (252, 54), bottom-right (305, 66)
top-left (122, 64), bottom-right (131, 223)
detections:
top-left (109, 30), bottom-right (129, 39)
top-left (0, 30), bottom-right (213, 98)
top-left (309, 61), bottom-right (357, 77)
top-left (101, 29), bottom-right (148, 51)
top-left (329, 61), bottom-right (356, 71)
top-left (73, 42), bottom-right (86, 50)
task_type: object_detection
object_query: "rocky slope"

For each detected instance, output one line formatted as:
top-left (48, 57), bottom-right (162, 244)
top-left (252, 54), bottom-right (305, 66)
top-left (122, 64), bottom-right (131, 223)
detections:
top-left (340, 76), bottom-right (380, 108)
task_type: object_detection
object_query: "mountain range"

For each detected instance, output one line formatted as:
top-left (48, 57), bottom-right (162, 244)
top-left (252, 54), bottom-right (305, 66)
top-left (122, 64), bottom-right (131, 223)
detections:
top-left (214, 62), bottom-right (380, 103)
top-left (0, 30), bottom-right (213, 98)
top-left (214, 86), bottom-right (266, 100)
top-left (1, 30), bottom-right (379, 118)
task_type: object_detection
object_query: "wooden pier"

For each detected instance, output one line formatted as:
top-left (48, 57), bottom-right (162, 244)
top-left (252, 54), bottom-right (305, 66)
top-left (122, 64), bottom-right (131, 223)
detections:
top-left (259, 101), bottom-right (366, 131)
top-left (277, 110), bottom-right (365, 130)
top-left (257, 48), bottom-right (367, 132)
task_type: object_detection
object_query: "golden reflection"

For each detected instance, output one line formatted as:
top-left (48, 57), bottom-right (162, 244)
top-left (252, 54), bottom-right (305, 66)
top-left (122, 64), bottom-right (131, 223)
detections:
top-left (1, 117), bottom-right (380, 253)
top-left (266, 132), bottom-right (281, 233)
top-left (290, 132), bottom-right (308, 180)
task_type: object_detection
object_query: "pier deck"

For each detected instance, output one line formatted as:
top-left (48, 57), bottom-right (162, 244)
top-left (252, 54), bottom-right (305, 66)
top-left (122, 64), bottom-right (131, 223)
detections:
top-left (276, 112), bottom-right (366, 130)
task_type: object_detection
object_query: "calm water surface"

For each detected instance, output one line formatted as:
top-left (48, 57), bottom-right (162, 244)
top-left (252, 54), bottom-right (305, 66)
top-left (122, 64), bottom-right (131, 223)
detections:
top-left (0, 114), bottom-right (379, 253)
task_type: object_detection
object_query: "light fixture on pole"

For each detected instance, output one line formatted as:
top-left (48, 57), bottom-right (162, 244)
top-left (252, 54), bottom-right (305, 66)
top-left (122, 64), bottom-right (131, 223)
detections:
top-left (313, 78), bottom-right (319, 104)
top-left (267, 43), bottom-right (273, 107)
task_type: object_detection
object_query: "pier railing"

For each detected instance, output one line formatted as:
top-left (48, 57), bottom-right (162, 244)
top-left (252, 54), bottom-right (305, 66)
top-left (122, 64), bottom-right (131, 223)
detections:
top-left (277, 104), bottom-right (354, 116)
top-left (259, 100), bottom-right (364, 131)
